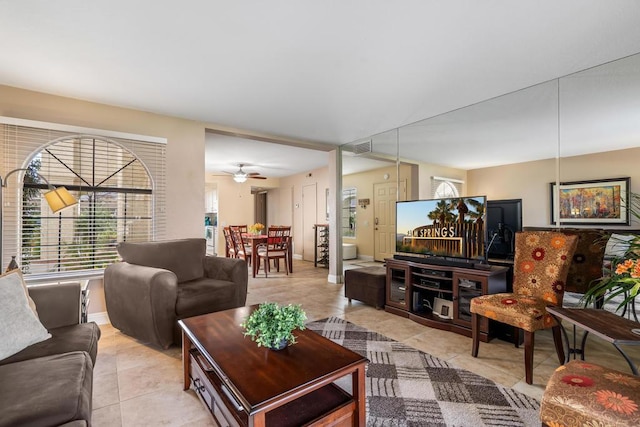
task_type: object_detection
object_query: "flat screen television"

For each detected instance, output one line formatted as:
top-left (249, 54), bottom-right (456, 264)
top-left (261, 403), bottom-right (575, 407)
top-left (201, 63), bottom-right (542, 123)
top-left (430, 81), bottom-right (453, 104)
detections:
top-left (485, 198), bottom-right (522, 260)
top-left (396, 195), bottom-right (487, 265)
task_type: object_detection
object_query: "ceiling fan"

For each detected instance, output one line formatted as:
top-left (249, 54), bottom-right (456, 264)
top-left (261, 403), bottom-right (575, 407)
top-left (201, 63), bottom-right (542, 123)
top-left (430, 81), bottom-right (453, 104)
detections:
top-left (226, 164), bottom-right (267, 183)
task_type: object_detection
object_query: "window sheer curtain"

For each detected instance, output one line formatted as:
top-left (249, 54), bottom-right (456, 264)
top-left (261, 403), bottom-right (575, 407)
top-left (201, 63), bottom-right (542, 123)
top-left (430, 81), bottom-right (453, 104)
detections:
top-left (0, 120), bottom-right (166, 279)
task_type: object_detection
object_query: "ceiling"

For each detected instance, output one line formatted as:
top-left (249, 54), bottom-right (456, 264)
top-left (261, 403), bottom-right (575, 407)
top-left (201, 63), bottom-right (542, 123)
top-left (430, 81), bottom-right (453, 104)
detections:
top-left (2, 1), bottom-right (640, 178)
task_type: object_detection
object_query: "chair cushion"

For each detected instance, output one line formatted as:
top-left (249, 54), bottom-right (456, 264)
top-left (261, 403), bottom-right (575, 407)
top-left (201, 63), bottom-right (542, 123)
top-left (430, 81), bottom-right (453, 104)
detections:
top-left (0, 351), bottom-right (93, 427)
top-left (257, 248), bottom-right (286, 257)
top-left (118, 238), bottom-right (205, 283)
top-left (175, 278), bottom-right (239, 318)
top-left (0, 270), bottom-right (51, 361)
top-left (0, 322), bottom-right (101, 366)
top-left (470, 293), bottom-right (555, 332)
top-left (541, 360), bottom-right (640, 426)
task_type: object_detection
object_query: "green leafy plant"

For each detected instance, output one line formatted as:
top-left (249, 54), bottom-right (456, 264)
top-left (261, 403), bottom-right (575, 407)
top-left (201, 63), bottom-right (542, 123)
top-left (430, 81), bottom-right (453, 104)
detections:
top-left (583, 192), bottom-right (640, 311)
top-left (240, 302), bottom-right (307, 349)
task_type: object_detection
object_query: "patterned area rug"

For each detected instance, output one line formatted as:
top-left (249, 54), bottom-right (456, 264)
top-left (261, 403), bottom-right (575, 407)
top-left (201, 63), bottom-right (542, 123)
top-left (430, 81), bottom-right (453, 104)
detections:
top-left (306, 317), bottom-right (540, 427)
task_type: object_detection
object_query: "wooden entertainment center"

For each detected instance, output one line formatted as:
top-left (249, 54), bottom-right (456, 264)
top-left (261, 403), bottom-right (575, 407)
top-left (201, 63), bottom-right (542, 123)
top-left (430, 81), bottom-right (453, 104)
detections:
top-left (385, 257), bottom-right (508, 342)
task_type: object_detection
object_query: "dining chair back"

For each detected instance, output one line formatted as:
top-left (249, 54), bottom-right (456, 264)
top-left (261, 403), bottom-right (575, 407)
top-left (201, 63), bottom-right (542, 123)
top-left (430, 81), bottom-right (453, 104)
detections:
top-left (222, 227), bottom-right (236, 258)
top-left (230, 226), bottom-right (251, 265)
top-left (257, 226), bottom-right (290, 277)
top-left (229, 225), bottom-right (248, 234)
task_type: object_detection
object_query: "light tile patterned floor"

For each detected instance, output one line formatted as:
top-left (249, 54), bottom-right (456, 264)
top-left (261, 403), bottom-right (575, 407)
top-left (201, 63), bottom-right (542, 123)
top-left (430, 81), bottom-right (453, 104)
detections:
top-left (92, 259), bottom-right (640, 426)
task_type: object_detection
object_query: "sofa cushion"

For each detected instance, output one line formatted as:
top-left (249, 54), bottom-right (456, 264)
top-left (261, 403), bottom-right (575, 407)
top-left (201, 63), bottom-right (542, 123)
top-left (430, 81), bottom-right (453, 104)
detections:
top-left (604, 233), bottom-right (636, 259)
top-left (118, 238), bottom-right (205, 283)
top-left (0, 351), bottom-right (93, 427)
top-left (0, 322), bottom-right (101, 366)
top-left (0, 270), bottom-right (51, 361)
top-left (175, 277), bottom-right (238, 318)
top-left (1, 269), bottom-right (38, 316)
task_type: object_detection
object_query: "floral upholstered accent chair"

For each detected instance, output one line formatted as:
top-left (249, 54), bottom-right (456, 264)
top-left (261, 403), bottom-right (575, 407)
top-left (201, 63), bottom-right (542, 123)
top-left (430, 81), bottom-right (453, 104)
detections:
top-left (541, 360), bottom-right (640, 426)
top-left (470, 231), bottom-right (579, 384)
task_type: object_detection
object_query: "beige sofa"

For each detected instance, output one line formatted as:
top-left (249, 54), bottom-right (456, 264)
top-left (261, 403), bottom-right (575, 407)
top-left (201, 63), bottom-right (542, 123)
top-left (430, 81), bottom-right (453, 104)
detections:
top-left (104, 238), bottom-right (248, 348)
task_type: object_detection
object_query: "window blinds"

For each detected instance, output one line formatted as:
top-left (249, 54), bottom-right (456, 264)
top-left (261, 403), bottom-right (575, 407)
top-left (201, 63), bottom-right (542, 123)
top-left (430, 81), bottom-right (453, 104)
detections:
top-left (1, 122), bottom-right (166, 277)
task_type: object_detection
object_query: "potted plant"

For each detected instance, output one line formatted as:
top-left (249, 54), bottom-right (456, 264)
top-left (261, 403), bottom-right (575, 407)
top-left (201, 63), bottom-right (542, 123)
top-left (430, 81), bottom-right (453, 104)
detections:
top-left (240, 302), bottom-right (307, 350)
top-left (583, 192), bottom-right (640, 313)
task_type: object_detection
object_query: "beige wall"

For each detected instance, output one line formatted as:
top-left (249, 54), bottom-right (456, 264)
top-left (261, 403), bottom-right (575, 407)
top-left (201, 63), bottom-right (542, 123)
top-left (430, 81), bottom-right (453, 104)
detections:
top-left (277, 165), bottom-right (330, 259)
top-left (0, 84), bottom-right (205, 240)
top-left (468, 147), bottom-right (640, 228)
top-left (417, 162), bottom-right (468, 199)
top-left (342, 163), bottom-right (415, 258)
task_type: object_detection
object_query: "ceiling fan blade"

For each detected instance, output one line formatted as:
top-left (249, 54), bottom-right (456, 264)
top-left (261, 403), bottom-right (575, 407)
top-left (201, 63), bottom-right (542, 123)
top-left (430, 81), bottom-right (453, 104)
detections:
top-left (247, 172), bottom-right (261, 176)
top-left (249, 176), bottom-right (267, 180)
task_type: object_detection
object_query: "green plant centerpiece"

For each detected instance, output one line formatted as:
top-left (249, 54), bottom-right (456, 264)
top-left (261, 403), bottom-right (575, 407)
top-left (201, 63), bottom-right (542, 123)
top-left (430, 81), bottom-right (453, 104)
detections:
top-left (240, 302), bottom-right (307, 350)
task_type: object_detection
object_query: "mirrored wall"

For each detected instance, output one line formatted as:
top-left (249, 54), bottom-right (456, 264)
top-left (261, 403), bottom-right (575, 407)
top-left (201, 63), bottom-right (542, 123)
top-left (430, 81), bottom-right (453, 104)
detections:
top-left (341, 52), bottom-right (640, 263)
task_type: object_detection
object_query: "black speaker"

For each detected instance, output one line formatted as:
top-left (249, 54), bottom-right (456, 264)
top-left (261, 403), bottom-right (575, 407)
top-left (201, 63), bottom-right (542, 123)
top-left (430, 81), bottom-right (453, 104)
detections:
top-left (412, 291), bottom-right (422, 311)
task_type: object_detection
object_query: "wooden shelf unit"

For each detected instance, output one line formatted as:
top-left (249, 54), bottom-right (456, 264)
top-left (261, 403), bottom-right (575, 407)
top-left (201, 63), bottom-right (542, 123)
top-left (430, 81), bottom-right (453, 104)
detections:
top-left (314, 224), bottom-right (329, 268)
top-left (385, 257), bottom-right (508, 342)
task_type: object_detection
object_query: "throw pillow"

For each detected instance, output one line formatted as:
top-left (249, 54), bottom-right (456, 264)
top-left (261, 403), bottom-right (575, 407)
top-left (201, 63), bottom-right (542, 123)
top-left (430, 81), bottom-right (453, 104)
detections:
top-left (0, 269), bottom-right (38, 317)
top-left (604, 233), bottom-right (636, 260)
top-left (0, 271), bottom-right (51, 361)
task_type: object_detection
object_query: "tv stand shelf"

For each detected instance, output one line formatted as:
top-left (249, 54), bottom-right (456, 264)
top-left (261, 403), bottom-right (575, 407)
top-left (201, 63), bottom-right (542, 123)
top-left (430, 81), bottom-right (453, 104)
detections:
top-left (385, 257), bottom-right (508, 342)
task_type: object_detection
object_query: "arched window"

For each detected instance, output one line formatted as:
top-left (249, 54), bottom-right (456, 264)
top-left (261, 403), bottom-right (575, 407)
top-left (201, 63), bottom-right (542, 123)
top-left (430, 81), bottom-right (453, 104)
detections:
top-left (21, 137), bottom-right (155, 274)
top-left (433, 181), bottom-right (459, 198)
top-left (431, 176), bottom-right (463, 198)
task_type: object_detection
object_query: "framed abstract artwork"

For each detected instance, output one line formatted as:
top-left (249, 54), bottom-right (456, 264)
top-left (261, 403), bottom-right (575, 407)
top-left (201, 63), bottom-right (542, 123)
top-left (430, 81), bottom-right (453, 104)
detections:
top-left (550, 177), bottom-right (630, 225)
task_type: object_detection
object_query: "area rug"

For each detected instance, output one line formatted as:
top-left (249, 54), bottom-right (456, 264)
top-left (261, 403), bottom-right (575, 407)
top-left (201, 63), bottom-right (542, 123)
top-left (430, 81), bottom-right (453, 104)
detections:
top-left (306, 317), bottom-right (540, 427)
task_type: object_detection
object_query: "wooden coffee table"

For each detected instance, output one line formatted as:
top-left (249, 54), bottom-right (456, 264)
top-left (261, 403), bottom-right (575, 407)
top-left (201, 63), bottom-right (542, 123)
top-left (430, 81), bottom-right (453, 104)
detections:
top-left (179, 306), bottom-right (368, 427)
top-left (546, 306), bottom-right (640, 375)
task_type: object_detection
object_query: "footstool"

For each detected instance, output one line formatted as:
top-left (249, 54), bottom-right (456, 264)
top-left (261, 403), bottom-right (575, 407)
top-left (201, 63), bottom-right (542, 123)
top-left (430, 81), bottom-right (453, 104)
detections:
top-left (540, 360), bottom-right (640, 426)
top-left (344, 267), bottom-right (386, 309)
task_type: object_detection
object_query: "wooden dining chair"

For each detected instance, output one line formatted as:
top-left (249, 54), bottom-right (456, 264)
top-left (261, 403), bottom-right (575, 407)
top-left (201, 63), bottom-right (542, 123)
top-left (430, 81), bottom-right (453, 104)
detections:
top-left (229, 225), bottom-right (248, 234)
top-left (222, 227), bottom-right (236, 258)
top-left (271, 226), bottom-right (291, 270)
top-left (256, 226), bottom-right (290, 277)
top-left (230, 226), bottom-right (251, 266)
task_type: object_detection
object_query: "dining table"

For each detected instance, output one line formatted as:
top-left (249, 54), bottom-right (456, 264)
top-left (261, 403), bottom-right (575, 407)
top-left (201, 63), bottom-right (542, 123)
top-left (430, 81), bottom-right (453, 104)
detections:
top-left (243, 234), bottom-right (293, 278)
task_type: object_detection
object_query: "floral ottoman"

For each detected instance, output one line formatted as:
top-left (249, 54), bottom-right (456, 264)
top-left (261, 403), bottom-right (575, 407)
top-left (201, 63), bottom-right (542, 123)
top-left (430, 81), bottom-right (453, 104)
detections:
top-left (541, 360), bottom-right (640, 426)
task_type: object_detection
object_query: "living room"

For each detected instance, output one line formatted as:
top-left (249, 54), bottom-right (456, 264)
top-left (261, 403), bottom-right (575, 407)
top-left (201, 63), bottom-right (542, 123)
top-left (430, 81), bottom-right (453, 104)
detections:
top-left (2, 2), bottom-right (640, 426)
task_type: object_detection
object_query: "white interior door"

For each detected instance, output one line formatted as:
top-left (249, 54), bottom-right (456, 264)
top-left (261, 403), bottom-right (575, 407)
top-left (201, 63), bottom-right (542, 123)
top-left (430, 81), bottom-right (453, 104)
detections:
top-left (374, 181), bottom-right (405, 261)
top-left (302, 184), bottom-right (317, 261)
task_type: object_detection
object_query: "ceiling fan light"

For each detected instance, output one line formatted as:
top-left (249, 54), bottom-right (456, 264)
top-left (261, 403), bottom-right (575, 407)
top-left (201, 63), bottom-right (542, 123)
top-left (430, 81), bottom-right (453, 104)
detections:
top-left (233, 174), bottom-right (247, 183)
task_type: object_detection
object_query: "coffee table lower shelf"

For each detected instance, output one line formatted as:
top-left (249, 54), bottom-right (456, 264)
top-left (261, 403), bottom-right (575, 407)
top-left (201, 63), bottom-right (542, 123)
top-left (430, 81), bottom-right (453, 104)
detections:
top-left (190, 350), bottom-right (355, 427)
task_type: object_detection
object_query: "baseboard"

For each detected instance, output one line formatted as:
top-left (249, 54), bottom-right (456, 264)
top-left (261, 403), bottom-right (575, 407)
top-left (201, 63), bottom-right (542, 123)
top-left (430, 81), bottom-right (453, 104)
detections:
top-left (88, 311), bottom-right (110, 325)
top-left (358, 255), bottom-right (374, 262)
top-left (328, 273), bottom-right (343, 284)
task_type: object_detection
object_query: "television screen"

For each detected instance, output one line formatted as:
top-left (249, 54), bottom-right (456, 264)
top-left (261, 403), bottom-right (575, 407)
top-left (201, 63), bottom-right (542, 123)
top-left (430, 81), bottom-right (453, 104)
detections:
top-left (396, 196), bottom-right (487, 261)
top-left (486, 199), bottom-right (522, 260)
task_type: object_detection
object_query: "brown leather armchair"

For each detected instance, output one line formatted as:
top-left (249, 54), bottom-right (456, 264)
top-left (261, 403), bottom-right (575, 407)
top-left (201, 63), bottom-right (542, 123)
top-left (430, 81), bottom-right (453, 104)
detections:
top-left (104, 238), bottom-right (247, 348)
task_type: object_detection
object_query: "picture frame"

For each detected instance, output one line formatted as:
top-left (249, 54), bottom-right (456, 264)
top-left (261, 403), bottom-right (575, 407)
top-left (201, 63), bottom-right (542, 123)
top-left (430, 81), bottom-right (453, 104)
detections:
top-left (433, 297), bottom-right (453, 320)
top-left (550, 177), bottom-right (630, 225)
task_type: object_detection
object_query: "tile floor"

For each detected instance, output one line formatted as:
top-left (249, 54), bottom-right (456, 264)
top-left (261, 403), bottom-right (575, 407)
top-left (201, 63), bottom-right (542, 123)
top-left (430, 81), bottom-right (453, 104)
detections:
top-left (92, 259), bottom-right (640, 426)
